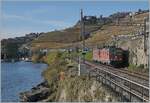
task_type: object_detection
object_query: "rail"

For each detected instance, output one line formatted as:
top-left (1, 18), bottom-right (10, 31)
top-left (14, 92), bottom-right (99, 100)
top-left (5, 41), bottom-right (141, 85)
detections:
top-left (84, 61), bottom-right (149, 102)
top-left (94, 62), bottom-right (149, 81)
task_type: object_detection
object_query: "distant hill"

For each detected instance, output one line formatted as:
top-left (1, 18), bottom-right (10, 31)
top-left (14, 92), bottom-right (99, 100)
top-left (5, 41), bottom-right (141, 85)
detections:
top-left (1, 33), bottom-right (43, 59)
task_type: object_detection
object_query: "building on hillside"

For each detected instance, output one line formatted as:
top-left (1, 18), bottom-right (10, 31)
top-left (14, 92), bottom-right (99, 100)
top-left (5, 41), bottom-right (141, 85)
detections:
top-left (83, 16), bottom-right (97, 25)
top-left (18, 45), bottom-right (31, 58)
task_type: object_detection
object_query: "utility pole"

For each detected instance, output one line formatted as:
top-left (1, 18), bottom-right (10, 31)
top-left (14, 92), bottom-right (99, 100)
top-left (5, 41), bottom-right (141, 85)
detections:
top-left (78, 9), bottom-right (86, 76)
top-left (78, 9), bottom-right (83, 76)
top-left (81, 9), bottom-right (86, 63)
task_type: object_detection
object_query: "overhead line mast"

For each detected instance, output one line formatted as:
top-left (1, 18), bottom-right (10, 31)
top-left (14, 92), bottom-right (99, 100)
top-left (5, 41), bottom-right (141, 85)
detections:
top-left (78, 9), bottom-right (85, 76)
top-left (80, 9), bottom-right (85, 63)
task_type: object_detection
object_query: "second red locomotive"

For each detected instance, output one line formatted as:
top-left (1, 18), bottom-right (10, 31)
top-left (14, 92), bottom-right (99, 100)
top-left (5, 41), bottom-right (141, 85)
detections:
top-left (93, 46), bottom-right (127, 67)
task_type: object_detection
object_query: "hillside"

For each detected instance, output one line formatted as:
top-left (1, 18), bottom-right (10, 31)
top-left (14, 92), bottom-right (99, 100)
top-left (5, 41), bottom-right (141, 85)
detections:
top-left (31, 11), bottom-right (149, 50)
top-left (77, 12), bottom-right (149, 48)
top-left (85, 25), bottom-right (140, 46)
top-left (1, 33), bottom-right (42, 60)
top-left (31, 25), bottom-right (101, 49)
top-left (32, 25), bottom-right (101, 43)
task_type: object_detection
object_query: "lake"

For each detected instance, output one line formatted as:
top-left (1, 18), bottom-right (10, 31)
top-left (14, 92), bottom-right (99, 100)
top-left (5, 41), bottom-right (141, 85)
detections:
top-left (1, 61), bottom-right (48, 102)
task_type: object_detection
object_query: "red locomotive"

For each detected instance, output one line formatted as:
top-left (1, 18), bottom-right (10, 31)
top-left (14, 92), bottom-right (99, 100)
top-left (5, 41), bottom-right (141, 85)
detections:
top-left (93, 46), bottom-right (128, 67)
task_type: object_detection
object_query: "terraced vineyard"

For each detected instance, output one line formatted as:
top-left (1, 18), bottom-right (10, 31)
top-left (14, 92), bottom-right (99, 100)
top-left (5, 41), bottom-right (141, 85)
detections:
top-left (31, 12), bottom-right (148, 49)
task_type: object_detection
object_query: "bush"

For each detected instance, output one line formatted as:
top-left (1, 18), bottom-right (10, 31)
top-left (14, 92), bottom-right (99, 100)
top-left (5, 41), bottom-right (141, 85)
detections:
top-left (128, 64), bottom-right (137, 71)
top-left (44, 52), bottom-right (58, 65)
top-left (4, 43), bottom-right (19, 59)
top-left (84, 51), bottom-right (93, 61)
top-left (137, 64), bottom-right (144, 69)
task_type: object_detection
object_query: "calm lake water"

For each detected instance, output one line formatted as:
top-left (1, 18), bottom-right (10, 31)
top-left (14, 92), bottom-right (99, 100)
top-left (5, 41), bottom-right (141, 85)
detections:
top-left (1, 61), bottom-right (48, 102)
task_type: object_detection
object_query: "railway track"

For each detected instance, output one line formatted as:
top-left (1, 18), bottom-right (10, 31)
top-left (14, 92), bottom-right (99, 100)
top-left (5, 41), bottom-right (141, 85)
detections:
top-left (84, 60), bottom-right (149, 86)
top-left (93, 61), bottom-right (149, 80)
top-left (82, 60), bottom-right (149, 102)
top-left (73, 58), bottom-right (149, 101)
top-left (74, 58), bottom-right (149, 83)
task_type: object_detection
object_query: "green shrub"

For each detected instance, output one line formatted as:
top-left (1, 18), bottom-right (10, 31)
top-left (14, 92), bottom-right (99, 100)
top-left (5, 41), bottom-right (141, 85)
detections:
top-left (44, 52), bottom-right (58, 65)
top-left (137, 64), bottom-right (144, 69)
top-left (84, 51), bottom-right (93, 61)
top-left (128, 64), bottom-right (137, 71)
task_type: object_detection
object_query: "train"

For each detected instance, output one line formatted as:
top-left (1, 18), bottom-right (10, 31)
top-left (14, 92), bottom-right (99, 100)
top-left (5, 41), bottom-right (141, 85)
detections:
top-left (92, 46), bottom-right (129, 67)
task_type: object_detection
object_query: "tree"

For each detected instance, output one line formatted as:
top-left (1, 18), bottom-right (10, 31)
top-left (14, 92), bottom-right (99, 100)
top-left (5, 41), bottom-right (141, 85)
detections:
top-left (5, 43), bottom-right (19, 59)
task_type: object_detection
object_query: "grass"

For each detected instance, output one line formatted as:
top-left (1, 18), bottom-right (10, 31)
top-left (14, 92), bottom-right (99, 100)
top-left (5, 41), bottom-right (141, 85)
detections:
top-left (128, 64), bottom-right (148, 74)
top-left (33, 25), bottom-right (101, 43)
top-left (33, 28), bottom-right (80, 43)
top-left (128, 64), bottom-right (137, 71)
top-left (31, 25), bottom-right (101, 49)
top-left (41, 51), bottom-right (69, 101)
top-left (84, 51), bottom-right (93, 61)
top-left (31, 42), bottom-right (70, 49)
top-left (42, 51), bottom-right (67, 82)
top-left (69, 50), bottom-right (93, 61)
top-left (44, 52), bottom-right (58, 65)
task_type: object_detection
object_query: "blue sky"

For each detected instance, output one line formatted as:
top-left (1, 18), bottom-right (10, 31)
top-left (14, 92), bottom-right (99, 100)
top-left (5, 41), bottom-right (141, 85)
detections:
top-left (1, 0), bottom-right (149, 39)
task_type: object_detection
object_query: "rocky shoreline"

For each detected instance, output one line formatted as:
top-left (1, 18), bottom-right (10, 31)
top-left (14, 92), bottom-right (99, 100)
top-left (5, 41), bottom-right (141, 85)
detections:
top-left (19, 81), bottom-right (50, 102)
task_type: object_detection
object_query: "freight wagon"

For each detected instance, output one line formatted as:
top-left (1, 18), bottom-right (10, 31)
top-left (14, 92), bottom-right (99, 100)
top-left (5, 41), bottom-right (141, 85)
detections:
top-left (93, 46), bottom-right (127, 67)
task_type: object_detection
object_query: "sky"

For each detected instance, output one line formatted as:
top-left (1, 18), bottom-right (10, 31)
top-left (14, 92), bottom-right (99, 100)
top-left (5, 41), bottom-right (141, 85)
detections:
top-left (1, 0), bottom-right (149, 39)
